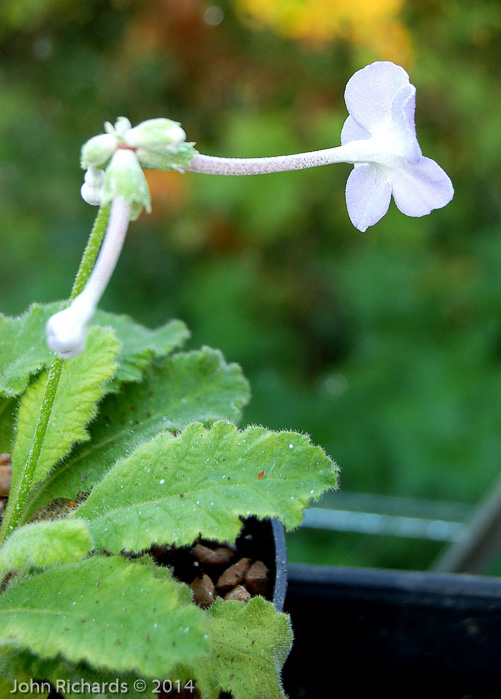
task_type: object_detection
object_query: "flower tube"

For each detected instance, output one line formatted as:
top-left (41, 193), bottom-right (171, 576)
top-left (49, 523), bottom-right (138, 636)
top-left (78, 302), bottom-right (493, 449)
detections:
top-left (187, 61), bottom-right (453, 231)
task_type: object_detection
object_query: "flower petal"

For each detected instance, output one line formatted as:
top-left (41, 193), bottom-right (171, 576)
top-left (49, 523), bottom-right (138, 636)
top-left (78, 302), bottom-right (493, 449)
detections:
top-left (345, 164), bottom-right (392, 232)
top-left (341, 115), bottom-right (371, 146)
top-left (390, 84), bottom-right (421, 162)
top-left (390, 156), bottom-right (454, 217)
top-left (344, 61), bottom-right (411, 133)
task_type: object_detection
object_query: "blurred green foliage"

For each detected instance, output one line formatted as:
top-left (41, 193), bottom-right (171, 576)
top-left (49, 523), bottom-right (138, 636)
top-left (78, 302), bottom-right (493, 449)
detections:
top-left (0, 0), bottom-right (500, 571)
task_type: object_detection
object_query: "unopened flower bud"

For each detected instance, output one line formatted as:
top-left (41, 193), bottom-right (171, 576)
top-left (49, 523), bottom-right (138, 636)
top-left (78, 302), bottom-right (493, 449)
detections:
top-left (46, 294), bottom-right (95, 359)
top-left (106, 116), bottom-right (132, 139)
top-left (125, 118), bottom-right (186, 150)
top-left (81, 167), bottom-right (105, 206)
top-left (81, 134), bottom-right (117, 170)
top-left (124, 117), bottom-right (197, 172)
top-left (101, 149), bottom-right (151, 220)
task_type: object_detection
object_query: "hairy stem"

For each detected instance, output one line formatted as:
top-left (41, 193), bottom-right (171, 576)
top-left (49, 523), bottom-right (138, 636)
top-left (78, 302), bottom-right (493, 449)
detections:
top-left (0, 204), bottom-right (111, 544)
top-left (186, 143), bottom-right (364, 176)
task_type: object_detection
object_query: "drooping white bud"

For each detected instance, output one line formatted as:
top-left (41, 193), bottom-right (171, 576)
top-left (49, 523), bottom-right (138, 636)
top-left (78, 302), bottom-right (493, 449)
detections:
top-left (80, 167), bottom-right (105, 206)
top-left (46, 293), bottom-right (95, 359)
top-left (46, 198), bottom-right (132, 359)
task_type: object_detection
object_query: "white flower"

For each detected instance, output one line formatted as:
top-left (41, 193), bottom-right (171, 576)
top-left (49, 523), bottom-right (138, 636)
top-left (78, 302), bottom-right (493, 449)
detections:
top-left (339, 61), bottom-right (454, 232)
top-left (186, 61), bottom-right (454, 232)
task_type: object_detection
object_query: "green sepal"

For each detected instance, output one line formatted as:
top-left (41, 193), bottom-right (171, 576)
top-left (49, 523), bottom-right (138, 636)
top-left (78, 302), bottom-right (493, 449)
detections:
top-left (137, 142), bottom-right (198, 172)
top-left (101, 149), bottom-right (151, 220)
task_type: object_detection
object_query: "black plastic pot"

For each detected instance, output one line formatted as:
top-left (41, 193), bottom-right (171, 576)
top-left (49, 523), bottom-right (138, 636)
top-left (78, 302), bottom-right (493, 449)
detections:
top-left (282, 563), bottom-right (501, 699)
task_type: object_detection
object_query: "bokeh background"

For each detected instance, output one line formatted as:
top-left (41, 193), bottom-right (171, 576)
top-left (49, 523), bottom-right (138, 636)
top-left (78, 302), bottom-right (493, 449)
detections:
top-left (1, 0), bottom-right (500, 572)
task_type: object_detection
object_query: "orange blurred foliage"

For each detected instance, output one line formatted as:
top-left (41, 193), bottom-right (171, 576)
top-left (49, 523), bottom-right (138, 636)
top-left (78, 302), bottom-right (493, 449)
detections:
top-left (144, 170), bottom-right (189, 217)
top-left (236, 0), bottom-right (413, 64)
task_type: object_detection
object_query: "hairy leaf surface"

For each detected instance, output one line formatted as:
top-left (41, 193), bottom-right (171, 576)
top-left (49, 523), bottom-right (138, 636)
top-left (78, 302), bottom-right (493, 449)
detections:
top-left (0, 302), bottom-right (189, 399)
top-left (12, 327), bottom-right (120, 491)
top-left (78, 421), bottom-right (338, 552)
top-left (25, 348), bottom-right (250, 517)
top-left (92, 311), bottom-right (189, 388)
top-left (0, 304), bottom-right (55, 398)
top-left (0, 555), bottom-right (209, 679)
top-left (0, 520), bottom-right (92, 576)
top-left (195, 597), bottom-right (293, 699)
top-left (0, 398), bottom-right (16, 453)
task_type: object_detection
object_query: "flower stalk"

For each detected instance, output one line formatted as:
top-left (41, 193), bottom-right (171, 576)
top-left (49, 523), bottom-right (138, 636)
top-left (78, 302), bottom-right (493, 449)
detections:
top-left (0, 204), bottom-right (113, 544)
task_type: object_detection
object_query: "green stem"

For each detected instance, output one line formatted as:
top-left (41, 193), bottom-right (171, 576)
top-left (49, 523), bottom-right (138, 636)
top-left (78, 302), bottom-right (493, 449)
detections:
top-left (0, 204), bottom-right (111, 545)
top-left (71, 203), bottom-right (112, 299)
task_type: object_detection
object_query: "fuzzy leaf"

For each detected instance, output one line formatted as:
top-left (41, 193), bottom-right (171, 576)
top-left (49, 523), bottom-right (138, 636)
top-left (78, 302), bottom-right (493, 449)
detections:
top-left (1, 645), bottom-right (168, 698)
top-left (12, 327), bottom-right (120, 491)
top-left (25, 348), bottom-right (250, 518)
top-left (0, 304), bottom-right (55, 398)
top-left (78, 421), bottom-right (338, 553)
top-left (0, 398), bottom-right (16, 453)
top-left (0, 555), bottom-right (209, 679)
top-left (0, 645), bottom-right (52, 696)
top-left (0, 302), bottom-right (189, 399)
top-left (0, 519), bottom-right (93, 576)
top-left (195, 597), bottom-right (292, 699)
top-left (92, 311), bottom-right (189, 388)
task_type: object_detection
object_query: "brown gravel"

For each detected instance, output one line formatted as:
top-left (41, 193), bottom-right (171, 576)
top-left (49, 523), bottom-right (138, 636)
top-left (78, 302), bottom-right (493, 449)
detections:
top-left (245, 560), bottom-right (270, 597)
top-left (224, 584), bottom-right (252, 602)
top-left (192, 543), bottom-right (234, 567)
top-left (216, 557), bottom-right (252, 593)
top-left (0, 454), bottom-right (12, 498)
top-left (190, 574), bottom-right (216, 608)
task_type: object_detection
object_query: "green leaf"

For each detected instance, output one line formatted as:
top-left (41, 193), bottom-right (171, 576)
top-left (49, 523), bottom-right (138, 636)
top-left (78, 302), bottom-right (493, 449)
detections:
top-left (12, 327), bottom-right (120, 491)
top-left (1, 646), bottom-right (160, 698)
top-left (0, 555), bottom-right (209, 679)
top-left (0, 519), bottom-right (93, 576)
top-left (196, 597), bottom-right (293, 699)
top-left (78, 421), bottom-right (338, 553)
top-left (0, 644), bottom-right (53, 696)
top-left (25, 348), bottom-right (250, 517)
top-left (0, 398), bottom-right (16, 453)
top-left (0, 302), bottom-right (189, 400)
top-left (0, 304), bottom-right (55, 398)
top-left (92, 311), bottom-right (189, 387)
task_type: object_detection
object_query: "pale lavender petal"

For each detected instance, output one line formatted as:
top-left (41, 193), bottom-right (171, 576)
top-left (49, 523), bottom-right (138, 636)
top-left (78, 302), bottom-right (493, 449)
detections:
top-left (345, 164), bottom-right (392, 232)
top-left (390, 157), bottom-right (454, 217)
top-left (341, 115), bottom-right (371, 146)
top-left (390, 84), bottom-right (421, 162)
top-left (344, 62), bottom-right (410, 133)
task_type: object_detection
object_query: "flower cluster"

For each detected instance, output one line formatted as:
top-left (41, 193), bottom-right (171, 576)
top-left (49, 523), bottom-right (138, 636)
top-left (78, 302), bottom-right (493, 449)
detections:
top-left (80, 117), bottom-right (196, 219)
